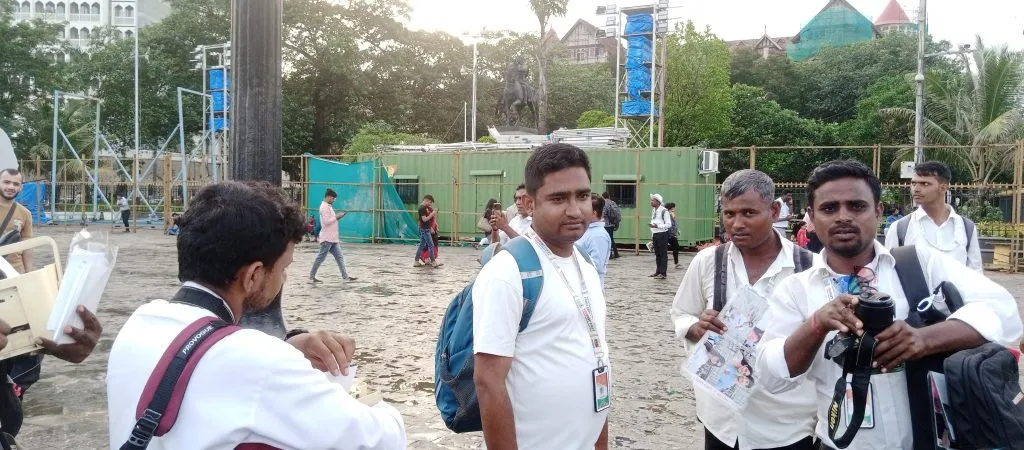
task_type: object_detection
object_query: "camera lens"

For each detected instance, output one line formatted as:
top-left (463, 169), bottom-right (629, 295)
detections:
top-left (854, 292), bottom-right (895, 336)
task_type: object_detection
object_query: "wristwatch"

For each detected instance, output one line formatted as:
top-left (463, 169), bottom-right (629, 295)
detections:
top-left (285, 328), bottom-right (309, 340)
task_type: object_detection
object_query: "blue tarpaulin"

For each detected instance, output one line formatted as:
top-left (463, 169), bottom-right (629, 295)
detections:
top-left (621, 101), bottom-right (652, 117)
top-left (211, 91), bottom-right (229, 113)
top-left (16, 181), bottom-right (48, 224)
top-left (625, 37), bottom-right (652, 68)
top-left (208, 68), bottom-right (229, 90)
top-left (624, 13), bottom-right (653, 35)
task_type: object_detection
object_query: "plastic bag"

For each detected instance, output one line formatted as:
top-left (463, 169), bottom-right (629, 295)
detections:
top-left (47, 229), bottom-right (118, 344)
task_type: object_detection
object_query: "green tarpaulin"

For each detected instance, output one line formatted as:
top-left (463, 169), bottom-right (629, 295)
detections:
top-left (306, 155), bottom-right (419, 243)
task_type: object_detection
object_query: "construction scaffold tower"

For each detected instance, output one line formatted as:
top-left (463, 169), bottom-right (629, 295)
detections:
top-left (612, 1), bottom-right (669, 148)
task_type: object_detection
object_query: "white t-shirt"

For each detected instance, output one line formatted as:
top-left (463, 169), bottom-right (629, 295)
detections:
top-left (106, 298), bottom-right (406, 450)
top-left (497, 214), bottom-right (533, 244)
top-left (472, 235), bottom-right (610, 450)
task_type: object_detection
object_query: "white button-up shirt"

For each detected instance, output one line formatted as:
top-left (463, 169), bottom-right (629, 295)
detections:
top-left (774, 198), bottom-right (791, 231)
top-left (107, 297), bottom-right (407, 449)
top-left (498, 214), bottom-right (533, 244)
top-left (757, 242), bottom-right (1022, 450)
top-left (651, 206), bottom-right (670, 234)
top-left (670, 235), bottom-right (818, 449)
top-left (884, 205), bottom-right (982, 272)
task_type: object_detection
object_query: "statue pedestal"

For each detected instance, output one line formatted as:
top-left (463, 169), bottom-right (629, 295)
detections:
top-left (495, 126), bottom-right (540, 136)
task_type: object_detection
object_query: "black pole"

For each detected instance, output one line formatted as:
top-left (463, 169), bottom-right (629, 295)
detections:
top-left (230, 0), bottom-right (288, 338)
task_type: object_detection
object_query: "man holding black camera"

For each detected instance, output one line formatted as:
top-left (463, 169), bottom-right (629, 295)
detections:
top-left (756, 160), bottom-right (1022, 450)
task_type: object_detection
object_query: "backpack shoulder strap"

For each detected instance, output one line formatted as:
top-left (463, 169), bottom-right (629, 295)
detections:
top-left (896, 215), bottom-right (911, 247)
top-left (713, 243), bottom-right (729, 311)
top-left (122, 317), bottom-right (240, 450)
top-left (891, 245), bottom-right (930, 306)
top-left (793, 246), bottom-right (814, 273)
top-left (503, 237), bottom-right (544, 333)
top-left (963, 218), bottom-right (975, 252)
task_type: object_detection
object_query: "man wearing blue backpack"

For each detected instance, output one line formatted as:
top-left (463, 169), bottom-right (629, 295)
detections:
top-left (471, 143), bottom-right (610, 449)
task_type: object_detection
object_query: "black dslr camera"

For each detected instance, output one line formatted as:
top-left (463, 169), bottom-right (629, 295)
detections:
top-left (823, 291), bottom-right (896, 448)
top-left (825, 290), bottom-right (895, 363)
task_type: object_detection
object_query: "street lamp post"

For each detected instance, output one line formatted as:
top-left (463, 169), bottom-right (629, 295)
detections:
top-left (132, 3), bottom-right (140, 232)
top-left (472, 39), bottom-right (478, 142)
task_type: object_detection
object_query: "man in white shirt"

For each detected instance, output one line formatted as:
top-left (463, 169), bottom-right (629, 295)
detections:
top-left (884, 161), bottom-right (982, 272)
top-left (649, 193), bottom-right (671, 279)
top-left (757, 160), bottom-right (1022, 450)
top-left (473, 143), bottom-right (610, 450)
top-left (490, 183), bottom-right (533, 244)
top-left (772, 190), bottom-right (792, 236)
top-left (671, 169), bottom-right (817, 450)
top-left (107, 181), bottom-right (406, 449)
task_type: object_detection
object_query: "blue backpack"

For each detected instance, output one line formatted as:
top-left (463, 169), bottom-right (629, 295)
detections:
top-left (434, 237), bottom-right (544, 433)
top-left (435, 236), bottom-right (594, 432)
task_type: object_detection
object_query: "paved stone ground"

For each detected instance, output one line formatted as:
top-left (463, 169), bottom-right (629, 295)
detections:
top-left (13, 227), bottom-right (1024, 449)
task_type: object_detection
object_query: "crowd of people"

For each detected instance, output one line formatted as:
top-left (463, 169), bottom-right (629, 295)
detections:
top-left (0, 144), bottom-right (1021, 450)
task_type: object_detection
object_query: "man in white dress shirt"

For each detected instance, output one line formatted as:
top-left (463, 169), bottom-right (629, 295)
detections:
top-left (757, 160), bottom-right (1022, 450)
top-left (773, 190), bottom-right (793, 236)
top-left (106, 181), bottom-right (406, 449)
top-left (649, 193), bottom-right (671, 279)
top-left (884, 161), bottom-right (982, 272)
top-left (672, 169), bottom-right (817, 450)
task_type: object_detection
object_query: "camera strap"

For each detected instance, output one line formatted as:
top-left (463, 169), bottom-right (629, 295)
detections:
top-left (826, 332), bottom-right (878, 449)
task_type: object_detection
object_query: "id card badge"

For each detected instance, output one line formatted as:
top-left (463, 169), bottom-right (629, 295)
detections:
top-left (592, 366), bottom-right (611, 412)
top-left (843, 382), bottom-right (875, 429)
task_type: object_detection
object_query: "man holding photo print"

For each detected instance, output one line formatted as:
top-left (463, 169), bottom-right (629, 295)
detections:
top-left (671, 169), bottom-right (818, 450)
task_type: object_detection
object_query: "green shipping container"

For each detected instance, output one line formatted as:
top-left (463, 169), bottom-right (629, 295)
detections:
top-left (357, 147), bottom-right (717, 247)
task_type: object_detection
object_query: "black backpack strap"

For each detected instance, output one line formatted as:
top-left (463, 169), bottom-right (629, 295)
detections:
top-left (121, 317), bottom-right (240, 450)
top-left (892, 246), bottom-right (930, 313)
top-left (896, 216), bottom-right (911, 247)
top-left (892, 245), bottom-right (953, 450)
top-left (713, 243), bottom-right (729, 311)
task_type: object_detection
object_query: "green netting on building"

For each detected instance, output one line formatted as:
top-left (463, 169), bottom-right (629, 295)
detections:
top-left (306, 155), bottom-right (419, 243)
top-left (786, 0), bottom-right (877, 62)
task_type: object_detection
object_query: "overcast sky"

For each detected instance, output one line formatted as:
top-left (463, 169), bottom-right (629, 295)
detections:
top-left (405, 0), bottom-right (1023, 49)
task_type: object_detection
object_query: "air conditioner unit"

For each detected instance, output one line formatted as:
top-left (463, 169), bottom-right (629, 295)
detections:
top-left (699, 150), bottom-right (719, 174)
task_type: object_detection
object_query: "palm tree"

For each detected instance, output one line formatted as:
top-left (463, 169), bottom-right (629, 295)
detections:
top-left (882, 36), bottom-right (1024, 185)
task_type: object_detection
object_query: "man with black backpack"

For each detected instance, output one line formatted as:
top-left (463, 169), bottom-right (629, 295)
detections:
top-left (671, 169), bottom-right (818, 450)
top-left (601, 192), bottom-right (620, 259)
top-left (884, 161), bottom-right (982, 272)
top-left (757, 160), bottom-right (1022, 450)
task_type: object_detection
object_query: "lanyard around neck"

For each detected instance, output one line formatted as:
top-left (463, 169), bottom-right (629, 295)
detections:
top-left (528, 232), bottom-right (605, 367)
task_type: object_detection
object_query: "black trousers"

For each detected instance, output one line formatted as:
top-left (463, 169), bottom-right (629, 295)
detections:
top-left (653, 231), bottom-right (669, 276)
top-left (704, 428), bottom-right (818, 450)
top-left (669, 236), bottom-right (680, 264)
top-left (121, 210), bottom-right (130, 228)
top-left (605, 226), bottom-right (619, 257)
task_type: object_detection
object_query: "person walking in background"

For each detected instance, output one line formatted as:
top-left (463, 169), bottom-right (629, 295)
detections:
top-left (578, 193), bottom-right (611, 287)
top-left (118, 195), bottom-right (130, 232)
top-left (415, 194), bottom-right (442, 268)
top-left (310, 189), bottom-right (358, 282)
top-left (602, 192), bottom-right (621, 259)
top-left (649, 193), bottom-right (670, 279)
top-left (665, 202), bottom-right (681, 269)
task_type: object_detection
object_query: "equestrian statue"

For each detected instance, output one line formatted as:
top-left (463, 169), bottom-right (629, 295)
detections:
top-left (496, 60), bottom-right (539, 128)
